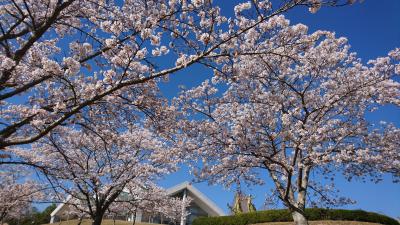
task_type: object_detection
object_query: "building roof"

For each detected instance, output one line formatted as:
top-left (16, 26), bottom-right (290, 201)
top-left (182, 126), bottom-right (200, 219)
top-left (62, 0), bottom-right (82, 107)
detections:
top-left (166, 181), bottom-right (226, 216)
top-left (50, 195), bottom-right (72, 217)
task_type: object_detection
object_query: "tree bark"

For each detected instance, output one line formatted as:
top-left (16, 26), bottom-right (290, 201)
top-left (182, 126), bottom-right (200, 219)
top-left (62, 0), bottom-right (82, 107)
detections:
top-left (92, 212), bottom-right (105, 225)
top-left (77, 216), bottom-right (83, 225)
top-left (292, 211), bottom-right (309, 225)
top-left (131, 210), bottom-right (136, 225)
top-left (0, 210), bottom-right (6, 225)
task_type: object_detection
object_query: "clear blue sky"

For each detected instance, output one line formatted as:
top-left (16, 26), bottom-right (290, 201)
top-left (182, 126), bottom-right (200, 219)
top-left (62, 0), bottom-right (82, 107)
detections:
top-left (157, 0), bottom-right (400, 219)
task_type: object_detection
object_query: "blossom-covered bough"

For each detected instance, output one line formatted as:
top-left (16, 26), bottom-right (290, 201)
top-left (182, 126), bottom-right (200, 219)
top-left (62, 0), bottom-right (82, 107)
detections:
top-left (175, 15), bottom-right (400, 225)
top-left (0, 0), bottom-right (355, 151)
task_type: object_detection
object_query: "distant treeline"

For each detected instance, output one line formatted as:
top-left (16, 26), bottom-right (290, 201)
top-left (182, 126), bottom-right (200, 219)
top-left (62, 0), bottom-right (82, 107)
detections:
top-left (5, 204), bottom-right (56, 225)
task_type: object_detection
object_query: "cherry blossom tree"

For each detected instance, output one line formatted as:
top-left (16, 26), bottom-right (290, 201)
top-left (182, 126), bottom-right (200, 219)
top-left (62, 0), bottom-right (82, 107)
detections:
top-left (0, 1), bottom-right (363, 224)
top-left (175, 15), bottom-right (400, 225)
top-left (0, 166), bottom-right (45, 224)
top-left (11, 117), bottom-right (183, 225)
top-left (0, 0), bottom-right (356, 154)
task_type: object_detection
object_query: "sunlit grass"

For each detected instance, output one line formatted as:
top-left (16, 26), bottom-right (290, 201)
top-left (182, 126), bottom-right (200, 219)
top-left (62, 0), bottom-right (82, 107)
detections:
top-left (43, 219), bottom-right (384, 225)
top-left (42, 219), bottom-right (157, 225)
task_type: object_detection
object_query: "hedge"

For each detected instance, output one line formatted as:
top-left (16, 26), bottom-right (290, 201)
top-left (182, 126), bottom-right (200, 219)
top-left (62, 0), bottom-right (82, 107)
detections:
top-left (192, 208), bottom-right (400, 225)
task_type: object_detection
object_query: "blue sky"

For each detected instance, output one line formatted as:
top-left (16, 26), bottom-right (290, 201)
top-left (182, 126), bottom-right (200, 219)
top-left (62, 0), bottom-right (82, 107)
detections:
top-left (157, 0), bottom-right (400, 219)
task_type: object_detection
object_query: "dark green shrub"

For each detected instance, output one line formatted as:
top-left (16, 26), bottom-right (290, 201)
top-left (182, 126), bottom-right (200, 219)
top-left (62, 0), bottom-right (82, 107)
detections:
top-left (192, 208), bottom-right (399, 225)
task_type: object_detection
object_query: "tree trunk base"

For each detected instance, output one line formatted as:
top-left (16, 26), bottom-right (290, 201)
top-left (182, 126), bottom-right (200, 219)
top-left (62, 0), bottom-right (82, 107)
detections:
top-left (292, 211), bottom-right (309, 225)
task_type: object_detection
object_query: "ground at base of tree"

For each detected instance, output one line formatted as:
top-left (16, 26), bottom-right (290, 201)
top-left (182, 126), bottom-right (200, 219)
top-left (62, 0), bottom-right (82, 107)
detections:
top-left (41, 219), bottom-right (158, 225)
top-left (254, 221), bottom-right (382, 225)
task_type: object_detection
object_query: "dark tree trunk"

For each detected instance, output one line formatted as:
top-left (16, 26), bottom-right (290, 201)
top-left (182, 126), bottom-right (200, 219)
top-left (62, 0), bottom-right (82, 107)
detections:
top-left (92, 211), bottom-right (105, 225)
top-left (77, 216), bottom-right (83, 225)
top-left (1, 210), bottom-right (6, 225)
top-left (131, 210), bottom-right (136, 225)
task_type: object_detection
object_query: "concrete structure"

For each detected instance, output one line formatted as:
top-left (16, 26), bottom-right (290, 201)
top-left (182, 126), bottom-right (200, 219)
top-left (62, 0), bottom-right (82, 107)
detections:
top-left (50, 181), bottom-right (225, 225)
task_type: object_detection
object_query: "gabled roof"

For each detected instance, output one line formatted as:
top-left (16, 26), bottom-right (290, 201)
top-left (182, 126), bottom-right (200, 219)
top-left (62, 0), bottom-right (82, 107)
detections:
top-left (51, 195), bottom-right (72, 217)
top-left (167, 181), bottom-right (226, 216)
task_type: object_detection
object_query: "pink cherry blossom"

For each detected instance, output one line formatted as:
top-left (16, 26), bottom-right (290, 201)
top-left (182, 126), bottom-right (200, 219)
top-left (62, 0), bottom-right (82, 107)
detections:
top-left (0, 0), bottom-right (354, 150)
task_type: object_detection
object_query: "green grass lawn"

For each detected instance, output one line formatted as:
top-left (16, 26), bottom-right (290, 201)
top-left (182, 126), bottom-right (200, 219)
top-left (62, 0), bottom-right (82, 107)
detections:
top-left (43, 219), bottom-right (384, 225)
top-left (42, 219), bottom-right (158, 225)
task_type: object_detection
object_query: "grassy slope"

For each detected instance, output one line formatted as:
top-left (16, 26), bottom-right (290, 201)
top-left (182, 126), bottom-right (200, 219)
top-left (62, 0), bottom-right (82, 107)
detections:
top-left (43, 219), bottom-right (383, 225)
